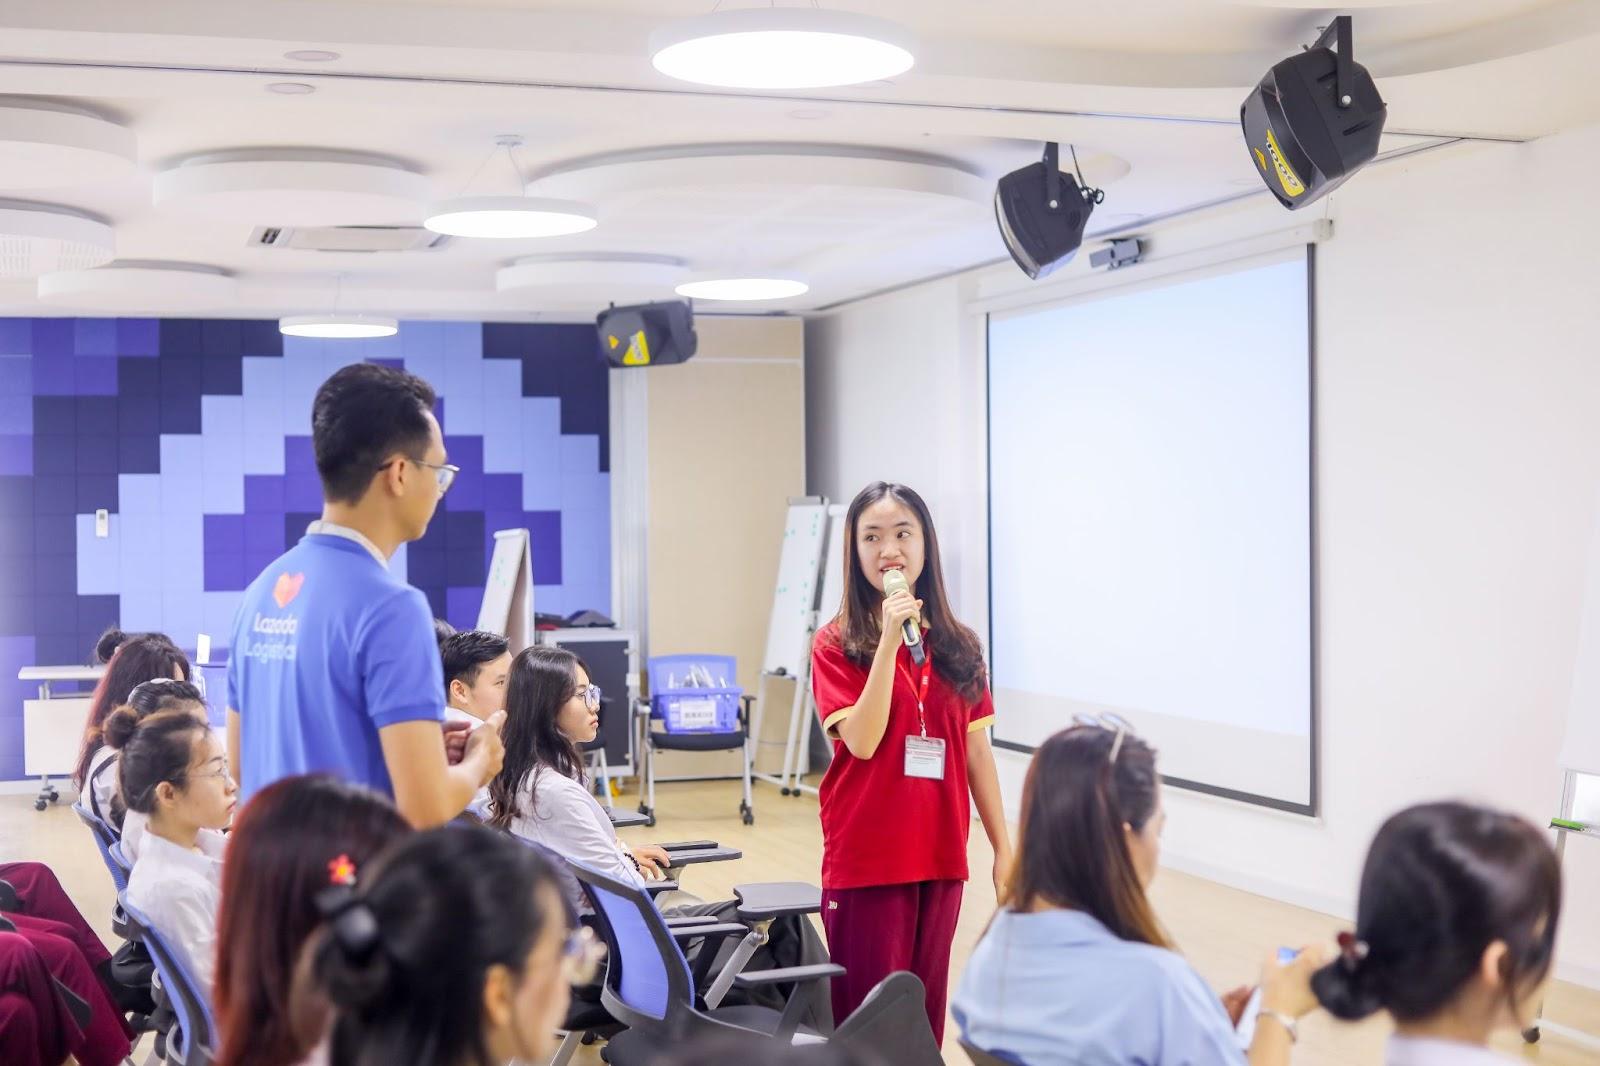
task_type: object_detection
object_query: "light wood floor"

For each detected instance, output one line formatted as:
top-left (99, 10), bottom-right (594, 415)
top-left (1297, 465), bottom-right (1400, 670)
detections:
top-left (5, 780), bottom-right (1596, 1065)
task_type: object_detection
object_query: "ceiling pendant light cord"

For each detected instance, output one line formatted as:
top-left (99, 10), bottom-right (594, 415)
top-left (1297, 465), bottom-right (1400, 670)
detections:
top-left (455, 144), bottom-right (498, 198)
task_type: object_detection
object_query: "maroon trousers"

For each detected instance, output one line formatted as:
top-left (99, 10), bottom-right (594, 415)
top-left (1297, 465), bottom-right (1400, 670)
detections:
top-left (819, 879), bottom-right (963, 1045)
top-left (0, 930), bottom-right (80, 1066)
top-left (0, 862), bottom-right (113, 969)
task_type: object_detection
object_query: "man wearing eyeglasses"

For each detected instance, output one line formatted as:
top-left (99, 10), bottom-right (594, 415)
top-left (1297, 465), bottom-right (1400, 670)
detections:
top-left (226, 362), bottom-right (504, 828)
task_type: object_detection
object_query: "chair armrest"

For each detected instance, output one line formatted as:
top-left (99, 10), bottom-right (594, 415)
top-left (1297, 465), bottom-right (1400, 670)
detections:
top-left (665, 846), bottom-right (743, 867)
top-left (667, 922), bottom-right (750, 943)
top-left (643, 880), bottom-right (679, 897)
top-left (664, 915), bottom-right (721, 928)
top-left (731, 963), bottom-right (846, 989)
top-left (607, 809), bottom-right (652, 829)
top-left (733, 881), bottom-right (823, 920)
top-left (658, 840), bottom-right (720, 852)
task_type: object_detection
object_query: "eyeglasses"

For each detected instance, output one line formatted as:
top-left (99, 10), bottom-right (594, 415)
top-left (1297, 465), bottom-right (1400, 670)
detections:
top-left (563, 925), bottom-right (605, 985)
top-left (377, 456), bottom-right (460, 493)
top-left (575, 684), bottom-right (602, 711)
top-left (1072, 712), bottom-right (1136, 764)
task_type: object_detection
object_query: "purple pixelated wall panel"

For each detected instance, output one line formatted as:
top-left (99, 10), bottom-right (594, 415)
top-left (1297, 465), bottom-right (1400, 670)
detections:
top-left (0, 317), bottom-right (610, 781)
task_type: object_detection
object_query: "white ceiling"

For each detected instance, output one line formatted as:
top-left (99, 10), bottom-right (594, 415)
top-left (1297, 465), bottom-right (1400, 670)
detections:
top-left (0, 0), bottom-right (1594, 319)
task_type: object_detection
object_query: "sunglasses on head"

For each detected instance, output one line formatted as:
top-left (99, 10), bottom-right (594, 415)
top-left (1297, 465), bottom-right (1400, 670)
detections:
top-left (1071, 712), bottom-right (1137, 764)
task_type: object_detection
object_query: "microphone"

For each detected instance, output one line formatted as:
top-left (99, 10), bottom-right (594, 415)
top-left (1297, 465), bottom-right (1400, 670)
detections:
top-left (881, 568), bottom-right (926, 666)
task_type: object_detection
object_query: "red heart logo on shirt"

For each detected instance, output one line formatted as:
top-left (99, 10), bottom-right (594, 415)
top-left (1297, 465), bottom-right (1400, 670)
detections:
top-left (272, 572), bottom-right (305, 609)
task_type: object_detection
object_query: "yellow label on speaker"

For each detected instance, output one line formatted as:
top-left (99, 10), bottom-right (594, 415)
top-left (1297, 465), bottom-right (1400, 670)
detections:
top-left (1254, 147), bottom-right (1268, 172)
top-left (622, 329), bottom-right (651, 366)
top-left (1264, 127), bottom-right (1306, 199)
top-left (607, 334), bottom-right (620, 350)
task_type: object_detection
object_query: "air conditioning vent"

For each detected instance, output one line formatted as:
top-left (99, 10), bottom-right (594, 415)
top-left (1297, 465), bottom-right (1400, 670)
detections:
top-left (249, 225), bottom-right (449, 253)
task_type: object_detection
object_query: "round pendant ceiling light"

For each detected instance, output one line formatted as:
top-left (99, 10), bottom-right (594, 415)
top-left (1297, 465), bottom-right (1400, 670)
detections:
top-left (278, 314), bottom-right (398, 339)
top-left (650, 7), bottom-right (914, 89)
top-left (675, 277), bottom-right (809, 301)
top-left (423, 196), bottom-right (597, 239)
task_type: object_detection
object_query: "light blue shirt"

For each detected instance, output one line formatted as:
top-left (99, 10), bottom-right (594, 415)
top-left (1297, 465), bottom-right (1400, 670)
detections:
top-left (953, 908), bottom-right (1245, 1066)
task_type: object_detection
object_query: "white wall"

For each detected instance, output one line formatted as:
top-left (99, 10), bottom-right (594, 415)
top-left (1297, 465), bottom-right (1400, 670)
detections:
top-left (804, 122), bottom-right (1600, 988)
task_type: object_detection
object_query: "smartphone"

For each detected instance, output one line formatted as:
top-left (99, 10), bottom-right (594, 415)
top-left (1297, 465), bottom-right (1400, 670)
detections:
top-left (1234, 948), bottom-right (1301, 1047)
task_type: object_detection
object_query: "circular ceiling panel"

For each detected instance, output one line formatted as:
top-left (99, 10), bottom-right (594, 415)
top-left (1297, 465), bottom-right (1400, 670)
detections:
top-left (527, 144), bottom-right (992, 206)
top-left (0, 97), bottom-right (137, 190)
top-left (496, 254), bottom-right (688, 303)
top-left (38, 260), bottom-right (236, 312)
top-left (0, 201), bottom-right (114, 278)
top-left (153, 149), bottom-right (431, 226)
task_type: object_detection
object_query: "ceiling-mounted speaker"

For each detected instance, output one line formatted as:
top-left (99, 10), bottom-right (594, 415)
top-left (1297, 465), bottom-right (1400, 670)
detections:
top-left (1241, 15), bottom-right (1387, 210)
top-left (597, 300), bottom-right (697, 368)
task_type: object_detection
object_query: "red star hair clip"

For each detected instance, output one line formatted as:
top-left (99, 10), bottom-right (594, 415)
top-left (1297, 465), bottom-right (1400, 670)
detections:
top-left (328, 853), bottom-right (358, 887)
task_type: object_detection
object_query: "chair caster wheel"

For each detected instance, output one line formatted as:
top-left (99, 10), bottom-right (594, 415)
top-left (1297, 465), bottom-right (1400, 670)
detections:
top-left (34, 799), bottom-right (47, 811)
top-left (646, 814), bottom-right (656, 828)
top-left (743, 812), bottom-right (754, 825)
top-left (1522, 1026), bottom-right (1540, 1044)
top-left (47, 789), bottom-right (58, 801)
top-left (740, 802), bottom-right (754, 826)
top-left (637, 801), bottom-right (649, 815)
top-left (780, 787), bottom-right (792, 796)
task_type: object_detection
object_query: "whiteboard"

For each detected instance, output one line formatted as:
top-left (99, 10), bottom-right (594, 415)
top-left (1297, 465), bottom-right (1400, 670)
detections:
top-left (761, 498), bottom-right (830, 676)
top-left (1562, 492), bottom-right (1600, 776)
top-left (816, 504), bottom-right (849, 630)
top-left (477, 528), bottom-right (535, 654)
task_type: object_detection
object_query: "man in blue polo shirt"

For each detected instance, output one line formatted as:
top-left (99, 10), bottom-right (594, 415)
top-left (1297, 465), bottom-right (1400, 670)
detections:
top-left (226, 363), bottom-right (503, 826)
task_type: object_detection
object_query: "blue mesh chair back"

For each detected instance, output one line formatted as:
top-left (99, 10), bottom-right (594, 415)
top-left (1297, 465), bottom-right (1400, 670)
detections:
top-left (120, 892), bottom-right (216, 1066)
top-left (570, 861), bottom-right (695, 1029)
top-left (73, 800), bottom-right (130, 892)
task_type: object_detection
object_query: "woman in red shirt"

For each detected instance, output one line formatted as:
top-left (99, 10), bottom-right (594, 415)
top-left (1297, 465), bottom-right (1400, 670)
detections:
top-left (810, 481), bottom-right (1011, 1043)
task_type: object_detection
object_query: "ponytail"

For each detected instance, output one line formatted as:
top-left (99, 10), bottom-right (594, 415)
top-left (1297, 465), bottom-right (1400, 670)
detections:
top-left (1311, 802), bottom-right (1561, 1024)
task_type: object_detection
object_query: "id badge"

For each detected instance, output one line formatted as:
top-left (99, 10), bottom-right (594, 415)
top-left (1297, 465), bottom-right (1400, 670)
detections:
top-left (904, 735), bottom-right (947, 780)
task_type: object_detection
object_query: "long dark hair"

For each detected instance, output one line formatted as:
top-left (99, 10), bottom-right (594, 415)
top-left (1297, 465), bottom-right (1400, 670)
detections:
top-left (216, 775), bottom-right (410, 1066)
top-left (832, 482), bottom-right (987, 702)
top-left (74, 633), bottom-right (191, 788)
top-left (1312, 802), bottom-right (1561, 1024)
top-left (485, 646), bottom-right (588, 831)
top-left (1006, 726), bottom-right (1170, 949)
top-left (105, 707), bottom-right (210, 817)
top-left (297, 824), bottom-right (566, 1066)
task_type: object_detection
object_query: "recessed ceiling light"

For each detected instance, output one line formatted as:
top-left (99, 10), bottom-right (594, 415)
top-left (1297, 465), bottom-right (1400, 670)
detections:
top-left (279, 314), bottom-right (398, 339)
top-left (284, 49), bottom-right (341, 62)
top-left (423, 196), bottom-right (597, 239)
top-left (676, 278), bottom-right (809, 301)
top-left (267, 82), bottom-right (316, 95)
top-left (650, 7), bottom-right (914, 89)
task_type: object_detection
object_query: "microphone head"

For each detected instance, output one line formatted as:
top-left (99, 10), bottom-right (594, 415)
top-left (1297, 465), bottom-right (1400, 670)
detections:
top-left (882, 568), bottom-right (910, 596)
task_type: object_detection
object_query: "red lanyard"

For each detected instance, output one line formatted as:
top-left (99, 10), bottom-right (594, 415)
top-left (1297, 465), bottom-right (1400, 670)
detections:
top-left (897, 653), bottom-right (933, 738)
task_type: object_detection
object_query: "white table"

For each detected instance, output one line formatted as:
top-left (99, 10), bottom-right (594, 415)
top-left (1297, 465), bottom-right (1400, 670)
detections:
top-left (17, 665), bottom-right (104, 811)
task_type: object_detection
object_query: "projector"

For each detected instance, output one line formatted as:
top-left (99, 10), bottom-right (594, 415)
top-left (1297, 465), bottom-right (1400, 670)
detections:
top-left (596, 300), bottom-right (697, 368)
top-left (1241, 16), bottom-right (1386, 211)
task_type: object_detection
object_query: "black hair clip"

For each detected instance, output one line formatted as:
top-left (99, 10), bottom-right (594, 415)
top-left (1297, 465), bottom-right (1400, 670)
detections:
top-left (315, 884), bottom-right (381, 963)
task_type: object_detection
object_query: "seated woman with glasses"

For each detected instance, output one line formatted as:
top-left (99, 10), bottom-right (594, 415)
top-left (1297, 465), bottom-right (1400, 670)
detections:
top-left (953, 720), bottom-right (1327, 1066)
top-left (483, 645), bottom-right (832, 1023)
top-left (292, 822), bottom-right (595, 1066)
top-left (483, 645), bottom-right (675, 885)
top-left (116, 706), bottom-right (238, 1001)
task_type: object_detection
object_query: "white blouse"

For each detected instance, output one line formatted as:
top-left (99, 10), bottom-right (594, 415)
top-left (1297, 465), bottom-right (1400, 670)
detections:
top-left (1386, 1035), bottom-right (1522, 1066)
top-left (125, 829), bottom-right (227, 1001)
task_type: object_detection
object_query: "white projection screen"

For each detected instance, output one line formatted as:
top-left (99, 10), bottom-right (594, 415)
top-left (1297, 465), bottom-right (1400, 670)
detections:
top-left (987, 249), bottom-right (1316, 813)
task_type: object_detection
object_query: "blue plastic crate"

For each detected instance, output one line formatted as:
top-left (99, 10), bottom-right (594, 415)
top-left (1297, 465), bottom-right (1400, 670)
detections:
top-left (647, 654), bottom-right (741, 734)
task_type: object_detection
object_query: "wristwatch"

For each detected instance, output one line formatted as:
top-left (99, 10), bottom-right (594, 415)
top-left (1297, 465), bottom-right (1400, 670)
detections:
top-left (1258, 1009), bottom-right (1298, 1043)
